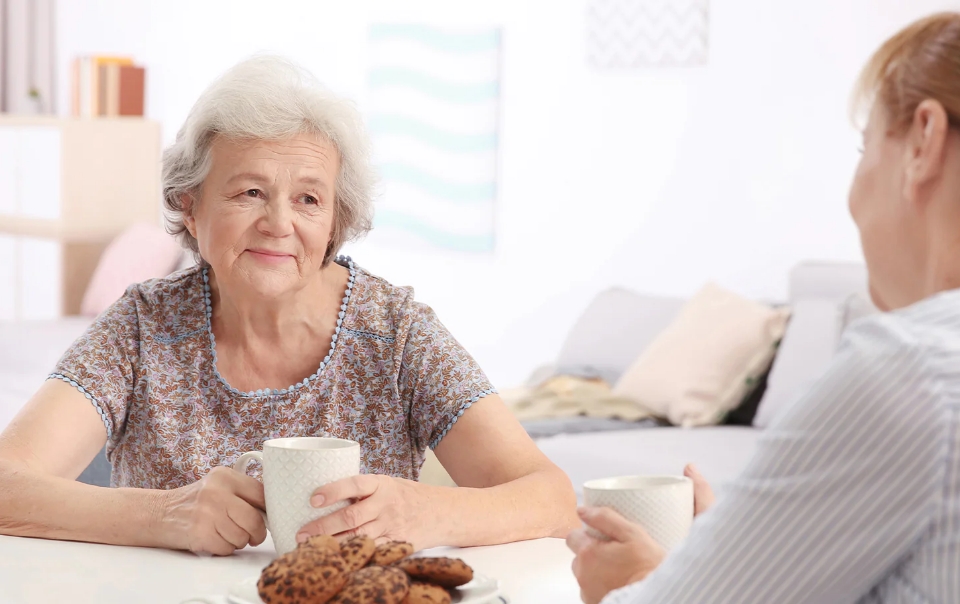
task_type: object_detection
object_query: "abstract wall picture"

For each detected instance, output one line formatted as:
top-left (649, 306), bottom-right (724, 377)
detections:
top-left (586, 0), bottom-right (709, 68)
top-left (367, 24), bottom-right (501, 253)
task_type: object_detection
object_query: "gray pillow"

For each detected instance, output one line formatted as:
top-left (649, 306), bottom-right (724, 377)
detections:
top-left (555, 288), bottom-right (685, 386)
top-left (753, 299), bottom-right (842, 428)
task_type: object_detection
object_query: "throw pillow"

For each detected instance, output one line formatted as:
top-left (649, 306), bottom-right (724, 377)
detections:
top-left (612, 283), bottom-right (791, 427)
top-left (80, 222), bottom-right (184, 317)
top-left (722, 361), bottom-right (773, 426)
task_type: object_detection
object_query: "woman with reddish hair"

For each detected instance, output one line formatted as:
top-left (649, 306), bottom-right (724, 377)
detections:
top-left (568, 13), bottom-right (960, 604)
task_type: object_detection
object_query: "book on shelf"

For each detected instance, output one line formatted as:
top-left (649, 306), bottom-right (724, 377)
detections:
top-left (71, 55), bottom-right (145, 117)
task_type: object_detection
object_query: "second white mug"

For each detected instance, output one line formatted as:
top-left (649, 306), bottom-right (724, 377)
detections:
top-left (582, 475), bottom-right (694, 551)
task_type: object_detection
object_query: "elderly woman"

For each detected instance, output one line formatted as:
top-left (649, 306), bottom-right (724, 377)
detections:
top-left (568, 12), bottom-right (960, 604)
top-left (0, 56), bottom-right (578, 555)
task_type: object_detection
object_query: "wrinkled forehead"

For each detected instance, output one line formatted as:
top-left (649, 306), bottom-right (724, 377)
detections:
top-left (207, 134), bottom-right (340, 180)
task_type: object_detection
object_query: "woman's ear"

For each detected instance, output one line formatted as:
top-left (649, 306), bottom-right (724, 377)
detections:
top-left (902, 99), bottom-right (950, 207)
top-left (181, 194), bottom-right (197, 238)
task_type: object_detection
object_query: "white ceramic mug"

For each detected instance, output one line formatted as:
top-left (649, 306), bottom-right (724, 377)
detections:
top-left (233, 437), bottom-right (361, 555)
top-left (582, 475), bottom-right (694, 551)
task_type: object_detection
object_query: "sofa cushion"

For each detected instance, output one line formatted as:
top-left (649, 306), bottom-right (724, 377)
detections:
top-left (555, 288), bottom-right (685, 386)
top-left (753, 299), bottom-right (842, 428)
top-left (537, 426), bottom-right (760, 498)
top-left (612, 283), bottom-right (790, 427)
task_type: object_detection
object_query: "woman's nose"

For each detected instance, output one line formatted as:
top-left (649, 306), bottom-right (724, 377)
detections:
top-left (258, 199), bottom-right (295, 237)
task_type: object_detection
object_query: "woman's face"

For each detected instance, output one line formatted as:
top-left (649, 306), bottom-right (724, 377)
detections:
top-left (847, 104), bottom-right (918, 311)
top-left (184, 134), bottom-right (340, 298)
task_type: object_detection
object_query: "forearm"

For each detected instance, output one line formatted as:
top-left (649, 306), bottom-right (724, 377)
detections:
top-left (427, 466), bottom-right (579, 549)
top-left (0, 460), bottom-right (167, 547)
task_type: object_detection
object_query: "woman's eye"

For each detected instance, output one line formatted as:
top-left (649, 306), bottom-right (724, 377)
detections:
top-left (301, 195), bottom-right (319, 205)
top-left (244, 189), bottom-right (261, 198)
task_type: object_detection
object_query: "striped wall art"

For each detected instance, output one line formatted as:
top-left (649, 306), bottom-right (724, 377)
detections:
top-left (366, 24), bottom-right (501, 254)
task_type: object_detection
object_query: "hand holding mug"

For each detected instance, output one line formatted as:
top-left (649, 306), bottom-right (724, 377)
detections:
top-left (566, 464), bottom-right (715, 603)
top-left (156, 465), bottom-right (268, 556)
top-left (567, 506), bottom-right (666, 604)
top-left (297, 474), bottom-right (441, 550)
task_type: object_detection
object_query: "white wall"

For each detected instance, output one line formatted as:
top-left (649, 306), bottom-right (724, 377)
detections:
top-left (54, 0), bottom-right (957, 387)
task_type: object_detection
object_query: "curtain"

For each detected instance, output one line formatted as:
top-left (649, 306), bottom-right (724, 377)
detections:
top-left (1, 0), bottom-right (56, 114)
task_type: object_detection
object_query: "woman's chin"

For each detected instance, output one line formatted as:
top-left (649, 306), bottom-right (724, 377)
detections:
top-left (239, 270), bottom-right (304, 300)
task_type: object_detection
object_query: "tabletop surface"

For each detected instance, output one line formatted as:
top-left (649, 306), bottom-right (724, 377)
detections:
top-left (0, 534), bottom-right (582, 604)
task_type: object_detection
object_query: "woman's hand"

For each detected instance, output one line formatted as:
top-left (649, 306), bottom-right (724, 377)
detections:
top-left (567, 507), bottom-right (666, 604)
top-left (156, 466), bottom-right (267, 556)
top-left (565, 464), bottom-right (716, 603)
top-left (297, 475), bottom-right (442, 550)
top-left (687, 464), bottom-right (715, 516)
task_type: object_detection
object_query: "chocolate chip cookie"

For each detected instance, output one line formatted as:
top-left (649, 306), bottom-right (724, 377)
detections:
top-left (258, 548), bottom-right (348, 604)
top-left (301, 534), bottom-right (340, 555)
top-left (329, 566), bottom-right (410, 604)
top-left (394, 557), bottom-right (473, 589)
top-left (339, 535), bottom-right (377, 572)
top-left (401, 582), bottom-right (452, 604)
top-left (369, 541), bottom-right (415, 567)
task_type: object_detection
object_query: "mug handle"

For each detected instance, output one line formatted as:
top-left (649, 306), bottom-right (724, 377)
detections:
top-left (233, 451), bottom-right (269, 530)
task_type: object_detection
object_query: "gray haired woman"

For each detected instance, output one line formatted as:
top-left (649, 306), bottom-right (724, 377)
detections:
top-left (0, 56), bottom-right (578, 555)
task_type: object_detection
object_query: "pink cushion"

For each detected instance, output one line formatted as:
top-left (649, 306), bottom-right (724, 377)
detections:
top-left (80, 223), bottom-right (184, 316)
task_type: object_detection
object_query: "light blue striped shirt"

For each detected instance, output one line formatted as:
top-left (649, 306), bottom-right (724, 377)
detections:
top-left (605, 289), bottom-right (960, 604)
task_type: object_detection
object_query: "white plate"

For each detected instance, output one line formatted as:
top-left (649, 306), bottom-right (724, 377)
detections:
top-left (228, 573), bottom-right (502, 604)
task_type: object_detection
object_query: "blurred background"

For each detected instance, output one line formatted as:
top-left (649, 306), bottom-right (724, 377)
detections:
top-left (0, 0), bottom-right (950, 388)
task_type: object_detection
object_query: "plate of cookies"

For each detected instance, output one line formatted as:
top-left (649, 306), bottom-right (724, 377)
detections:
top-left (228, 535), bottom-right (502, 604)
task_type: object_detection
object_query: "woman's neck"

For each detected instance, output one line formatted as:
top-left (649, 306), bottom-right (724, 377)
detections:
top-left (207, 262), bottom-right (347, 348)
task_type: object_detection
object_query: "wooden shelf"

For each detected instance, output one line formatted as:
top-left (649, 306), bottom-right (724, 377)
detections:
top-left (0, 215), bottom-right (124, 242)
top-left (0, 118), bottom-right (162, 318)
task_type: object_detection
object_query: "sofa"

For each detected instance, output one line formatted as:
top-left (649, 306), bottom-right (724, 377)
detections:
top-left (0, 261), bottom-right (872, 494)
top-left (528, 261), bottom-right (873, 496)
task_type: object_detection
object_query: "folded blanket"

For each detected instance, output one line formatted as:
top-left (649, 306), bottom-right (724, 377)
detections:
top-left (504, 375), bottom-right (654, 422)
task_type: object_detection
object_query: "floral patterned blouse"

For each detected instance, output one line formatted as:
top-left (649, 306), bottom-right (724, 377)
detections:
top-left (51, 257), bottom-right (495, 489)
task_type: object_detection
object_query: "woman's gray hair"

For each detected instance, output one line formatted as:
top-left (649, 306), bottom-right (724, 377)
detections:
top-left (162, 55), bottom-right (375, 264)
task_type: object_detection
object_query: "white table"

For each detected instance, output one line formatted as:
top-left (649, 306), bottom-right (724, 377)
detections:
top-left (0, 534), bottom-right (581, 603)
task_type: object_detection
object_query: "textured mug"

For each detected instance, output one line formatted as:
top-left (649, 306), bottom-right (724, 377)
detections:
top-left (233, 437), bottom-right (361, 555)
top-left (583, 475), bottom-right (694, 551)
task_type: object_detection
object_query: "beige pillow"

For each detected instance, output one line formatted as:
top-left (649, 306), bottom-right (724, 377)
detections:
top-left (613, 283), bottom-right (791, 427)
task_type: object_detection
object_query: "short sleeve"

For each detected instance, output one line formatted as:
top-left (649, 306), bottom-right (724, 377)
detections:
top-left (398, 303), bottom-right (496, 450)
top-left (50, 287), bottom-right (141, 443)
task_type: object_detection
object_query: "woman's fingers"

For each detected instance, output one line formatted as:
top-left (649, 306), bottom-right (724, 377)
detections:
top-left (684, 464), bottom-right (716, 516)
top-left (332, 519), bottom-right (388, 543)
top-left (298, 497), bottom-right (378, 542)
top-left (215, 514), bottom-right (251, 551)
top-left (203, 526), bottom-right (244, 556)
top-left (225, 469), bottom-right (267, 511)
top-left (227, 499), bottom-right (267, 546)
top-left (565, 527), bottom-right (594, 554)
top-left (311, 475), bottom-right (380, 507)
top-left (576, 506), bottom-right (643, 543)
